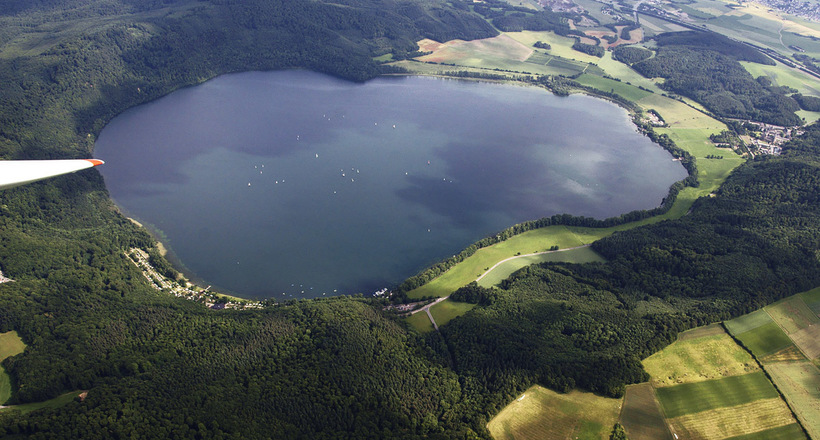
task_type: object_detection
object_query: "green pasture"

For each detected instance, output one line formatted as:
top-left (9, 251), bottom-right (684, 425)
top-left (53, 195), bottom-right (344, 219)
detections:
top-left (405, 310), bottom-right (434, 333)
top-left (477, 246), bottom-right (604, 288)
top-left (724, 423), bottom-right (807, 440)
top-left (0, 331), bottom-right (25, 404)
top-left (575, 74), bottom-right (653, 102)
top-left (797, 110), bottom-right (820, 125)
top-left (734, 322), bottom-right (795, 358)
top-left (766, 361), bottom-right (820, 438)
top-left (741, 61), bottom-right (820, 97)
top-left (724, 309), bottom-right (771, 335)
top-left (487, 385), bottom-right (621, 440)
top-left (1, 391), bottom-right (83, 415)
top-left (430, 300), bottom-right (476, 328)
top-left (782, 31), bottom-right (820, 59)
top-left (642, 331), bottom-right (757, 387)
top-left (506, 31), bottom-right (600, 65)
top-left (655, 371), bottom-right (778, 419)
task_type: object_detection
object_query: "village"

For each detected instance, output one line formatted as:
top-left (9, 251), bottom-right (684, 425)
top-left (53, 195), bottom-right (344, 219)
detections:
top-left (736, 121), bottom-right (803, 156)
top-left (127, 248), bottom-right (264, 310)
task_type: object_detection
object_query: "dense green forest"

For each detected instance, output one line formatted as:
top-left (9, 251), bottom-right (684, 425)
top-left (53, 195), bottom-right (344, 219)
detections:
top-left (0, 0), bottom-right (819, 438)
top-left (632, 31), bottom-right (803, 126)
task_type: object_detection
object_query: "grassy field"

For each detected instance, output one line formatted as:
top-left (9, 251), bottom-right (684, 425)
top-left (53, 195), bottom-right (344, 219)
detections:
top-left (477, 246), bottom-right (605, 288)
top-left (766, 361), bottom-right (820, 439)
top-left (405, 310), bottom-right (434, 333)
top-left (414, 34), bottom-right (593, 77)
top-left (724, 309), bottom-right (772, 335)
top-left (429, 299), bottom-right (476, 328)
top-left (655, 371), bottom-right (779, 419)
top-left (642, 325), bottom-right (758, 387)
top-left (487, 386), bottom-right (621, 440)
top-left (0, 331), bottom-right (25, 405)
top-left (619, 383), bottom-right (671, 440)
top-left (741, 61), bottom-right (820, 97)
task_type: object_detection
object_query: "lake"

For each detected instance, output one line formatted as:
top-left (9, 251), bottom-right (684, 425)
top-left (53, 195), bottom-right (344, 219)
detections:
top-left (95, 70), bottom-right (686, 299)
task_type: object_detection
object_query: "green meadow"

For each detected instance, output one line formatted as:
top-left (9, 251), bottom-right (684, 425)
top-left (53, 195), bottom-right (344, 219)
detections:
top-left (0, 331), bottom-right (26, 404)
top-left (733, 322), bottom-right (796, 358)
top-left (430, 300), bottom-right (476, 328)
top-left (477, 246), bottom-right (604, 288)
top-left (405, 310), bottom-right (435, 333)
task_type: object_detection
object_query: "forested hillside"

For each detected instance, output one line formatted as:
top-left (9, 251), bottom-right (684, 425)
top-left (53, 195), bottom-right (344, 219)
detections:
top-left (0, 0), bottom-right (819, 438)
top-left (632, 31), bottom-right (802, 126)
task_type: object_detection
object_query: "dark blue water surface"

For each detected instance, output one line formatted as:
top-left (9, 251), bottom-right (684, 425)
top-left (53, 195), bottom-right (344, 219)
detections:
top-left (95, 71), bottom-right (686, 299)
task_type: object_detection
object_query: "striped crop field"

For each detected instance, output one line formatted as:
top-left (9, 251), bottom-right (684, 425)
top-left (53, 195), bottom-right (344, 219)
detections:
top-left (765, 361), bottom-right (820, 439)
top-left (667, 398), bottom-right (801, 440)
top-left (655, 372), bottom-right (778, 419)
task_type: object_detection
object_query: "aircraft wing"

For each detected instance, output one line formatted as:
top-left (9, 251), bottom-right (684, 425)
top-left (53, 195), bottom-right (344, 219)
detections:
top-left (0, 159), bottom-right (104, 190)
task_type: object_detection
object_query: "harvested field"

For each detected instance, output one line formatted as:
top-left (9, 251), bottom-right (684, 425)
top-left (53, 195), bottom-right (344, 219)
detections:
top-left (767, 297), bottom-right (819, 334)
top-left (762, 346), bottom-right (807, 363)
top-left (789, 324), bottom-right (820, 360)
top-left (724, 423), bottom-right (806, 440)
top-left (643, 329), bottom-right (758, 387)
top-left (655, 371), bottom-right (778, 418)
top-left (667, 398), bottom-right (797, 440)
top-left (619, 383), bottom-right (672, 440)
top-left (733, 322), bottom-right (795, 358)
top-left (487, 386), bottom-right (620, 440)
top-left (765, 361), bottom-right (820, 439)
top-left (416, 34), bottom-right (532, 65)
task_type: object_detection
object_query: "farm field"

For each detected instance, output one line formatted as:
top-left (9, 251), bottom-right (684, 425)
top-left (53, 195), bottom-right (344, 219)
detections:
top-left (655, 371), bottom-right (778, 419)
top-left (724, 287), bottom-right (820, 437)
top-left (414, 35), bottom-right (595, 77)
top-left (487, 386), bottom-right (621, 440)
top-left (642, 325), bottom-right (758, 387)
top-left (667, 398), bottom-right (799, 440)
top-left (633, 322), bottom-right (802, 440)
top-left (765, 362), bottom-right (820, 439)
top-left (619, 383), bottom-right (671, 440)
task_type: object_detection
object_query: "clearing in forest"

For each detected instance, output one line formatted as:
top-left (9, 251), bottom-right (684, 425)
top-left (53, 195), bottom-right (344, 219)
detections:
top-left (487, 386), bottom-right (621, 440)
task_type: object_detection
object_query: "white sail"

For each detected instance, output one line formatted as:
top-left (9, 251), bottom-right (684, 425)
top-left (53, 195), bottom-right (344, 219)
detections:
top-left (0, 159), bottom-right (104, 190)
